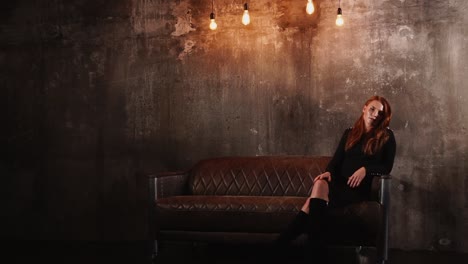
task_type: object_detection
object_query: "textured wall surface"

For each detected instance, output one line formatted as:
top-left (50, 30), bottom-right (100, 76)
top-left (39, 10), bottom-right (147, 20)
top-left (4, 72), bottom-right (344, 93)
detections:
top-left (2, 0), bottom-right (468, 252)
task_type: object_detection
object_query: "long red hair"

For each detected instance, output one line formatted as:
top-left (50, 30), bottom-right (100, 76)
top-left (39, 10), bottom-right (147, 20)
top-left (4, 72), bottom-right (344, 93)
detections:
top-left (345, 96), bottom-right (392, 155)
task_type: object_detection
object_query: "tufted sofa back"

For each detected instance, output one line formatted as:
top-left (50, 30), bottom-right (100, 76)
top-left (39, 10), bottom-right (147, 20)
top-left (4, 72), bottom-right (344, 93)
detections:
top-left (188, 156), bottom-right (331, 197)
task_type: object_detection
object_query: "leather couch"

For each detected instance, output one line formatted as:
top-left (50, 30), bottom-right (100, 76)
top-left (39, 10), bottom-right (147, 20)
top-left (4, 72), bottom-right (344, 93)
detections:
top-left (148, 156), bottom-right (391, 263)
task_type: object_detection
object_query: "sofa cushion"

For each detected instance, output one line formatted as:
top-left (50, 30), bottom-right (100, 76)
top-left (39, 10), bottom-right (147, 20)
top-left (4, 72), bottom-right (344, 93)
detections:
top-left (156, 195), bottom-right (306, 233)
top-left (189, 156), bottom-right (331, 196)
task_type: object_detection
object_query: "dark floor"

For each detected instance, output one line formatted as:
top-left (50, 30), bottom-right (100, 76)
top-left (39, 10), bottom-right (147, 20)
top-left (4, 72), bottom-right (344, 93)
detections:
top-left (155, 242), bottom-right (468, 264)
top-left (5, 241), bottom-right (468, 264)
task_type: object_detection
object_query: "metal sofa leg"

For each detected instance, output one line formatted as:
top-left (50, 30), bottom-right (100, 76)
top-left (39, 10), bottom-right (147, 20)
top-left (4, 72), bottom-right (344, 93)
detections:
top-left (151, 240), bottom-right (158, 262)
top-left (379, 176), bottom-right (391, 264)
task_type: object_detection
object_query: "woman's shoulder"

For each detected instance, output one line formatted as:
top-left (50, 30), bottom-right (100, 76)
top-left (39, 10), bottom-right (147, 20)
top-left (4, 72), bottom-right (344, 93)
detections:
top-left (385, 127), bottom-right (395, 136)
top-left (343, 127), bottom-right (353, 136)
top-left (384, 127), bottom-right (396, 144)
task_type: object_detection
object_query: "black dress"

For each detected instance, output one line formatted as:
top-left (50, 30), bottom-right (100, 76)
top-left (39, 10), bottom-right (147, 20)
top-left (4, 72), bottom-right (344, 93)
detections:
top-left (326, 127), bottom-right (396, 208)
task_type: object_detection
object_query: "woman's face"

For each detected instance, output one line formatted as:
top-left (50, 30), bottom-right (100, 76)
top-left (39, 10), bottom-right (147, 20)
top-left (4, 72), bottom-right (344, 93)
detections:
top-left (362, 100), bottom-right (384, 130)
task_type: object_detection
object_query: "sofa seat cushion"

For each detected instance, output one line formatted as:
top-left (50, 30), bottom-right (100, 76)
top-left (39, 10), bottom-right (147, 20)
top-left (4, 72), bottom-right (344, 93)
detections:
top-left (156, 195), bottom-right (306, 233)
top-left (156, 195), bottom-right (382, 242)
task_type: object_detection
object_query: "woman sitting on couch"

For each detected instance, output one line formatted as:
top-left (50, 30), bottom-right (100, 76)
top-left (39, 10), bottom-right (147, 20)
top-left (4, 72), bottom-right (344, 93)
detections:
top-left (276, 95), bottom-right (397, 262)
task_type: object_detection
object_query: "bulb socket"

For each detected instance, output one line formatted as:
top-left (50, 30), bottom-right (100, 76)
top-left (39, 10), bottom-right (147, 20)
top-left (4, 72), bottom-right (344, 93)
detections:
top-left (244, 3), bottom-right (248, 11)
top-left (210, 12), bottom-right (215, 19)
top-left (337, 7), bottom-right (342, 15)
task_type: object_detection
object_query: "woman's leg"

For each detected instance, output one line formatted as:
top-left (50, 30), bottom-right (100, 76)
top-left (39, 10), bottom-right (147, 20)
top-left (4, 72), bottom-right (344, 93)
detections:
top-left (301, 179), bottom-right (329, 213)
top-left (276, 179), bottom-right (330, 245)
top-left (305, 180), bottom-right (330, 263)
top-left (275, 210), bottom-right (308, 246)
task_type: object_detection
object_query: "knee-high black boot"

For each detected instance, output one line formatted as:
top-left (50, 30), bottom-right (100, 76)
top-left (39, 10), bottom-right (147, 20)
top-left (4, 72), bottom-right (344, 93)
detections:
top-left (305, 198), bottom-right (329, 263)
top-left (276, 210), bottom-right (308, 246)
top-left (272, 209), bottom-right (309, 261)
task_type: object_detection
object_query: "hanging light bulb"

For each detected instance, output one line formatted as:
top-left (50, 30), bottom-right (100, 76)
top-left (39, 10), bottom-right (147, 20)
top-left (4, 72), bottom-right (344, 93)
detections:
top-left (209, 0), bottom-right (217, 30)
top-left (242, 3), bottom-right (250, 25)
top-left (306, 0), bottom-right (315, 15)
top-left (336, 0), bottom-right (344, 26)
top-left (336, 7), bottom-right (344, 26)
top-left (209, 12), bottom-right (217, 30)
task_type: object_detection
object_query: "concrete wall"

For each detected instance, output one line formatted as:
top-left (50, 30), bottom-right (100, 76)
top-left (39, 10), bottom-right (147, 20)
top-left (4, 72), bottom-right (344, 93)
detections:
top-left (2, 0), bottom-right (467, 252)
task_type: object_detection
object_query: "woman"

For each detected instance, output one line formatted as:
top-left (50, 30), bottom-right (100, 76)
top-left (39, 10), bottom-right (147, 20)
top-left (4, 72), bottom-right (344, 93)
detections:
top-left (276, 95), bottom-right (397, 261)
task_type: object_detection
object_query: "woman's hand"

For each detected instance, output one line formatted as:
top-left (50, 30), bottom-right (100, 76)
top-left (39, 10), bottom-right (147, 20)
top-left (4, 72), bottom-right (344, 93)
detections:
top-left (314, 171), bottom-right (332, 183)
top-left (347, 167), bottom-right (366, 188)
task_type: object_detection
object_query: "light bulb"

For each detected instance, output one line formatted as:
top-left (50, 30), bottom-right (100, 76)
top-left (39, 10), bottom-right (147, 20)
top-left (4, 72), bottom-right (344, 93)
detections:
top-left (242, 3), bottom-right (250, 25)
top-left (336, 8), bottom-right (344, 26)
top-left (306, 0), bottom-right (315, 15)
top-left (209, 12), bottom-right (217, 30)
top-left (242, 10), bottom-right (250, 25)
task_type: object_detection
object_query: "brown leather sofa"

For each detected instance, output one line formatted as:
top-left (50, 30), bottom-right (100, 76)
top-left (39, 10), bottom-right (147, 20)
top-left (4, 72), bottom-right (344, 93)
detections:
top-left (148, 156), bottom-right (391, 263)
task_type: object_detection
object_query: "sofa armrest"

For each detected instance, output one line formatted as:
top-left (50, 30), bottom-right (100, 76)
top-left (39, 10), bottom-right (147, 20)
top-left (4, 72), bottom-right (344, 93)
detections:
top-left (370, 174), bottom-right (391, 203)
top-left (371, 174), bottom-right (391, 263)
top-left (148, 171), bottom-right (189, 258)
top-left (378, 174), bottom-right (391, 206)
top-left (148, 171), bottom-right (189, 200)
